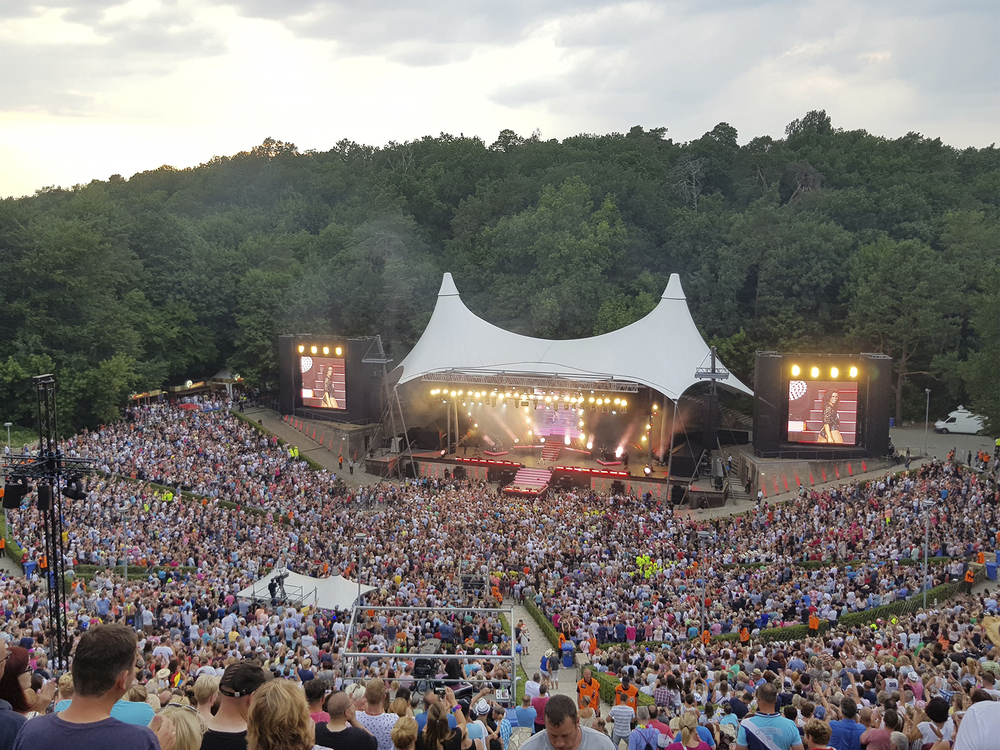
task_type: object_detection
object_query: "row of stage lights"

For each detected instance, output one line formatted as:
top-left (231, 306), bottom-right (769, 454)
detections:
top-left (298, 345), bottom-right (343, 356)
top-left (429, 389), bottom-right (628, 412)
top-left (791, 365), bottom-right (858, 379)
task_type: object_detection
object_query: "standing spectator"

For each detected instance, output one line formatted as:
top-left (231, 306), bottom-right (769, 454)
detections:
top-left (608, 697), bottom-right (636, 749)
top-left (532, 685), bottom-right (550, 735)
top-left (315, 691), bottom-right (377, 750)
top-left (357, 679), bottom-right (402, 750)
top-left (629, 707), bottom-right (661, 750)
top-left (515, 694), bottom-right (537, 731)
top-left (734, 684), bottom-right (803, 750)
top-left (0, 638), bottom-right (25, 750)
top-left (521, 695), bottom-right (614, 749)
top-left (802, 720), bottom-right (834, 750)
top-left (393, 716), bottom-right (418, 750)
top-left (305, 679), bottom-right (330, 723)
top-left (202, 661), bottom-right (270, 750)
top-left (12, 624), bottom-right (158, 749)
top-left (828, 697), bottom-right (863, 750)
top-left (246, 680), bottom-right (315, 750)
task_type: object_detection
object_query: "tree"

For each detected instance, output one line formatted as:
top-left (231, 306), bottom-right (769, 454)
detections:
top-left (846, 238), bottom-right (962, 423)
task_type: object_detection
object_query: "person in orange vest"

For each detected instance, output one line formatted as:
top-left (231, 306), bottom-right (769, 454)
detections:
top-left (701, 629), bottom-right (711, 645)
top-left (977, 550), bottom-right (986, 565)
top-left (577, 667), bottom-right (601, 716)
top-left (615, 674), bottom-right (639, 711)
top-left (739, 626), bottom-right (750, 645)
top-left (808, 613), bottom-right (821, 636)
top-left (964, 567), bottom-right (975, 592)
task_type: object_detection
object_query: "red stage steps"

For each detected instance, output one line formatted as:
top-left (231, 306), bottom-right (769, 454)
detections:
top-left (503, 468), bottom-right (552, 496)
top-left (540, 443), bottom-right (561, 462)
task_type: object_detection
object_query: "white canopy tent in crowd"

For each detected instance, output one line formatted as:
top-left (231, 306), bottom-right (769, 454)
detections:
top-left (237, 569), bottom-right (375, 611)
top-left (392, 272), bottom-right (752, 401)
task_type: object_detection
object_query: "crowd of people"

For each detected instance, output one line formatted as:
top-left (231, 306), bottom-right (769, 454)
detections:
top-left (0, 401), bottom-right (995, 749)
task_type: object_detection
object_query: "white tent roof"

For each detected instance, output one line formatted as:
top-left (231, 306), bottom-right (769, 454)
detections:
top-left (238, 570), bottom-right (375, 612)
top-left (392, 273), bottom-right (752, 401)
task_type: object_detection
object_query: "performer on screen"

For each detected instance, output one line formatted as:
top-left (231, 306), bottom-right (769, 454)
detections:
top-left (819, 389), bottom-right (844, 443)
top-left (322, 365), bottom-right (340, 409)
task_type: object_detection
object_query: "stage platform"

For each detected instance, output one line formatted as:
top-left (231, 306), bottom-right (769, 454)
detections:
top-left (404, 446), bottom-right (691, 502)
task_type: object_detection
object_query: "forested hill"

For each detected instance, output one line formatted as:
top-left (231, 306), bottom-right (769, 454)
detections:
top-left (0, 110), bottom-right (997, 433)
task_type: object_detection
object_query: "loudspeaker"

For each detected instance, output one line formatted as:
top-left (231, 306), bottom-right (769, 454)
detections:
top-left (861, 354), bottom-right (893, 456)
top-left (277, 335), bottom-right (297, 416)
top-left (37, 484), bottom-right (53, 511)
top-left (2, 482), bottom-right (26, 510)
top-left (753, 352), bottom-right (784, 456)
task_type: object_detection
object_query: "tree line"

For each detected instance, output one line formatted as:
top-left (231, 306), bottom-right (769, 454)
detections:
top-left (0, 111), bottom-right (996, 434)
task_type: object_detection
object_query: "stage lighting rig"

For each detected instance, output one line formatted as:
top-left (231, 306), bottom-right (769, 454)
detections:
top-left (2, 375), bottom-right (96, 671)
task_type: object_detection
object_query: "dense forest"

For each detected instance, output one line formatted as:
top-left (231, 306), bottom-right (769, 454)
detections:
top-left (0, 110), bottom-right (996, 434)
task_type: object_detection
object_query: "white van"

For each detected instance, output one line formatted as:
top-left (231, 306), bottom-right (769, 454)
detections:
top-left (934, 406), bottom-right (985, 434)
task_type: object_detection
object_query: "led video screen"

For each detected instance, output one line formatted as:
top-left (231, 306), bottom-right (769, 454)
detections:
top-left (300, 356), bottom-right (346, 409)
top-left (787, 381), bottom-right (858, 445)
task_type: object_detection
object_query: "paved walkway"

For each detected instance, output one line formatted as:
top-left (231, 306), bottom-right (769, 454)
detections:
top-left (509, 600), bottom-right (613, 716)
top-left (241, 407), bottom-right (393, 488)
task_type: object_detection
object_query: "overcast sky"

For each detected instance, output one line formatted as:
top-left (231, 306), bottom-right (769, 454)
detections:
top-left (1, 0), bottom-right (997, 199)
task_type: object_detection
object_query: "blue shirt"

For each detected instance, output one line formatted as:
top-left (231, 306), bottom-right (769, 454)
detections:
top-left (514, 706), bottom-right (537, 728)
top-left (415, 710), bottom-right (457, 732)
top-left (629, 726), bottom-right (661, 750)
top-left (697, 724), bottom-right (716, 748)
top-left (828, 718), bottom-right (865, 750)
top-left (737, 713), bottom-right (802, 750)
top-left (55, 699), bottom-right (154, 725)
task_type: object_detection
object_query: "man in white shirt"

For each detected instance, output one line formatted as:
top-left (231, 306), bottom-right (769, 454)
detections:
top-left (525, 673), bottom-right (542, 699)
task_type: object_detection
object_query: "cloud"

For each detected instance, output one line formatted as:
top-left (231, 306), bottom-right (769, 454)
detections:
top-left (0, 1), bottom-right (226, 116)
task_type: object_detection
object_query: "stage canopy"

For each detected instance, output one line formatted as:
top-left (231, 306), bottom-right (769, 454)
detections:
top-left (237, 570), bottom-right (375, 611)
top-left (391, 273), bottom-right (752, 401)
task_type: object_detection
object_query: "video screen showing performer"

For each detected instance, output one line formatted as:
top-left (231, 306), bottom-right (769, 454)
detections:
top-left (300, 356), bottom-right (346, 409)
top-left (786, 381), bottom-right (857, 445)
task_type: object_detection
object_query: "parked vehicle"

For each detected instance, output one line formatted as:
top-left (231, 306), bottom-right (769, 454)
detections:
top-left (934, 406), bottom-right (985, 434)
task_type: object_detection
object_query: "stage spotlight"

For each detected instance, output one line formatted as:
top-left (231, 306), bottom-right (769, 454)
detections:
top-left (615, 446), bottom-right (624, 458)
top-left (645, 424), bottom-right (651, 430)
top-left (298, 345), bottom-right (305, 353)
top-left (643, 466), bottom-right (652, 476)
top-left (528, 430), bottom-right (533, 436)
top-left (849, 366), bottom-right (858, 378)
top-left (791, 365), bottom-right (800, 377)
top-left (514, 438), bottom-right (519, 444)
top-left (614, 398), bottom-right (621, 405)
top-left (474, 423), bottom-right (478, 428)
top-left (586, 441), bottom-right (593, 450)
top-left (539, 437), bottom-right (545, 443)
top-left (579, 420), bottom-right (584, 427)
top-left (311, 346), bottom-right (317, 354)
top-left (323, 346), bottom-right (330, 355)
top-left (62, 476), bottom-right (87, 501)
top-left (810, 367), bottom-right (820, 378)
top-left (440, 450), bottom-right (446, 457)
top-left (335, 347), bottom-right (342, 356)
top-left (830, 367), bottom-right (839, 378)
top-left (641, 435), bottom-right (647, 442)
top-left (564, 435), bottom-right (570, 445)
top-left (651, 403), bottom-right (656, 411)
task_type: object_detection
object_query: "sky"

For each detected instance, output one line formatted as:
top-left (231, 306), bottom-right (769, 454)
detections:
top-left (1, 0), bottom-right (997, 199)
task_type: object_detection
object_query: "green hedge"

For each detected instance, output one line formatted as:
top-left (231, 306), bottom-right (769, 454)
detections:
top-left (523, 599), bottom-right (561, 651)
top-left (0, 512), bottom-right (24, 567)
top-left (70, 564), bottom-right (197, 581)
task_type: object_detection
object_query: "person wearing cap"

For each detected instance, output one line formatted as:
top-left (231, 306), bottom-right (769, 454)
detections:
top-left (315, 690), bottom-right (377, 750)
top-left (201, 661), bottom-right (270, 750)
top-left (12, 624), bottom-right (158, 750)
top-left (467, 699), bottom-right (492, 750)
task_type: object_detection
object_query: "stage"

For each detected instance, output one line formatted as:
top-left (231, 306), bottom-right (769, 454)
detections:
top-left (400, 444), bottom-right (700, 502)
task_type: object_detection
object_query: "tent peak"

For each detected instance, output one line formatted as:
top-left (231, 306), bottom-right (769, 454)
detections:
top-left (662, 273), bottom-right (686, 300)
top-left (438, 272), bottom-right (461, 297)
